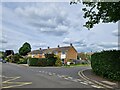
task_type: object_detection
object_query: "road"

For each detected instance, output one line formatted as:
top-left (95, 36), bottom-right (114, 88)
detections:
top-left (2, 63), bottom-right (97, 89)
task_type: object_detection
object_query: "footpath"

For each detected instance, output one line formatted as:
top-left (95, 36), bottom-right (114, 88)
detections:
top-left (78, 69), bottom-right (120, 89)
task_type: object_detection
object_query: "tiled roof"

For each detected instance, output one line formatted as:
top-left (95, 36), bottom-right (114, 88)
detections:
top-left (28, 46), bottom-right (73, 54)
top-left (28, 50), bottom-right (43, 54)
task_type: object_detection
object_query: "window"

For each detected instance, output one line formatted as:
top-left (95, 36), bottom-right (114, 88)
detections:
top-left (54, 51), bottom-right (58, 55)
top-left (62, 51), bottom-right (65, 54)
top-left (48, 52), bottom-right (52, 54)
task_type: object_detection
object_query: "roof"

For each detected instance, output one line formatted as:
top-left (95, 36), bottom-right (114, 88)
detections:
top-left (28, 50), bottom-right (43, 54)
top-left (28, 46), bottom-right (77, 54)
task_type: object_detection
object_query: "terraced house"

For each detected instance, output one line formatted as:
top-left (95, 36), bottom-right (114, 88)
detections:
top-left (28, 44), bottom-right (77, 63)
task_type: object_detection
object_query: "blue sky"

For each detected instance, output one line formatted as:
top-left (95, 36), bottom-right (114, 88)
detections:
top-left (0, 1), bottom-right (119, 53)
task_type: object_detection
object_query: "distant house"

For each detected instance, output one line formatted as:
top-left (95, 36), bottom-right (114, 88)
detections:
top-left (77, 52), bottom-right (94, 60)
top-left (28, 44), bottom-right (77, 64)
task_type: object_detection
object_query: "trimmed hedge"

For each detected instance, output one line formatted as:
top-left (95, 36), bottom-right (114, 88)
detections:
top-left (91, 50), bottom-right (120, 81)
top-left (28, 58), bottom-right (47, 67)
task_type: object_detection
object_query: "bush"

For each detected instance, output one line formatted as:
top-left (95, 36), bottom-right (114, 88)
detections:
top-left (55, 56), bottom-right (62, 66)
top-left (91, 50), bottom-right (120, 81)
top-left (45, 54), bottom-right (57, 66)
top-left (17, 58), bottom-right (27, 64)
top-left (28, 58), bottom-right (47, 66)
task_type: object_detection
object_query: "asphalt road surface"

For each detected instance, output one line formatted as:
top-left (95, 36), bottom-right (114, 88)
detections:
top-left (2, 63), bottom-right (95, 88)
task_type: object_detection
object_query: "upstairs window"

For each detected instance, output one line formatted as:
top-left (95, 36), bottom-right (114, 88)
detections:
top-left (62, 51), bottom-right (65, 55)
top-left (54, 51), bottom-right (58, 55)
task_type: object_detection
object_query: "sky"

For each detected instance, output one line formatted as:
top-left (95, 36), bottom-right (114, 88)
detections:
top-left (0, 1), bottom-right (119, 53)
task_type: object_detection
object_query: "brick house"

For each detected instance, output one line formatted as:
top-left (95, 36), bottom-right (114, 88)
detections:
top-left (28, 44), bottom-right (77, 63)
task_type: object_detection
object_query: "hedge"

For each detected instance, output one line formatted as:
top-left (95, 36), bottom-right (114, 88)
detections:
top-left (91, 50), bottom-right (120, 81)
top-left (17, 58), bottom-right (27, 64)
top-left (28, 58), bottom-right (47, 67)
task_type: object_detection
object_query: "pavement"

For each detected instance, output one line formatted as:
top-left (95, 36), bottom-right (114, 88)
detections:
top-left (78, 69), bottom-right (120, 89)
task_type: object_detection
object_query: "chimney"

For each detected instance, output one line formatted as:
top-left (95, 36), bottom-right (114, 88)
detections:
top-left (48, 46), bottom-right (50, 49)
top-left (40, 48), bottom-right (42, 50)
top-left (58, 45), bottom-right (60, 48)
top-left (70, 43), bottom-right (72, 46)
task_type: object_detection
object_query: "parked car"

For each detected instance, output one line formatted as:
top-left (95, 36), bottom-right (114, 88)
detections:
top-left (0, 58), bottom-right (7, 63)
top-left (2, 60), bottom-right (7, 63)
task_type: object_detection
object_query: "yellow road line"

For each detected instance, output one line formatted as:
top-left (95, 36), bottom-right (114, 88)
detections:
top-left (3, 77), bottom-right (20, 83)
top-left (2, 75), bottom-right (32, 88)
top-left (2, 82), bottom-right (32, 88)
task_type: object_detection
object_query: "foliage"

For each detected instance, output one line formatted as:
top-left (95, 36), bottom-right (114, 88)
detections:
top-left (28, 54), bottom-right (60, 66)
top-left (19, 42), bottom-right (31, 56)
top-left (45, 54), bottom-right (57, 66)
top-left (17, 58), bottom-right (27, 64)
top-left (78, 52), bottom-right (87, 60)
top-left (91, 50), bottom-right (120, 81)
top-left (70, 1), bottom-right (120, 29)
top-left (28, 58), bottom-right (47, 67)
top-left (12, 53), bottom-right (21, 63)
top-left (55, 56), bottom-right (62, 66)
top-left (0, 52), bottom-right (5, 60)
top-left (5, 50), bottom-right (14, 57)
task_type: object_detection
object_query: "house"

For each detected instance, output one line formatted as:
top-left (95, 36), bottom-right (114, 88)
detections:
top-left (28, 44), bottom-right (77, 64)
top-left (77, 52), bottom-right (94, 60)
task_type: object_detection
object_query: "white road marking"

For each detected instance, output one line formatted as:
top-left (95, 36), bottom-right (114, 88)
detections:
top-left (52, 73), bottom-right (56, 75)
top-left (76, 79), bottom-right (81, 82)
top-left (67, 77), bottom-right (73, 79)
top-left (91, 85), bottom-right (104, 88)
top-left (101, 81), bottom-right (116, 86)
top-left (80, 82), bottom-right (88, 85)
top-left (48, 73), bottom-right (52, 76)
top-left (64, 78), bottom-right (69, 80)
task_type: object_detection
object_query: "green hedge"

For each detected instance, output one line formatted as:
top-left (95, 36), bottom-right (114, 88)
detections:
top-left (17, 58), bottom-right (27, 64)
top-left (91, 50), bottom-right (120, 81)
top-left (28, 58), bottom-right (47, 67)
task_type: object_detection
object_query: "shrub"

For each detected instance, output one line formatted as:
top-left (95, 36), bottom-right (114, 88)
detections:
top-left (55, 56), bottom-right (62, 66)
top-left (28, 58), bottom-right (47, 66)
top-left (17, 58), bottom-right (27, 64)
top-left (45, 54), bottom-right (57, 66)
top-left (91, 50), bottom-right (120, 81)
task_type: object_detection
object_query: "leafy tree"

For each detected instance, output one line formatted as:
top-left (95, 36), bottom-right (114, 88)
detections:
top-left (19, 42), bottom-right (31, 56)
top-left (70, 0), bottom-right (120, 29)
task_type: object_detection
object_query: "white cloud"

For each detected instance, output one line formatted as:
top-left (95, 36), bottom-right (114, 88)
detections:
top-left (14, 3), bottom-right (70, 36)
top-left (97, 42), bottom-right (118, 48)
top-left (112, 29), bottom-right (120, 36)
top-left (1, 2), bottom-right (118, 53)
top-left (32, 42), bottom-right (47, 48)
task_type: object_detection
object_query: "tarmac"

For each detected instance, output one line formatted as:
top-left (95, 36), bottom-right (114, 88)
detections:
top-left (8, 63), bottom-right (120, 89)
top-left (78, 69), bottom-right (120, 89)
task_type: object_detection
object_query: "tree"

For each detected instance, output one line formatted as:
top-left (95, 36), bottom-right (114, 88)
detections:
top-left (70, 0), bottom-right (120, 29)
top-left (19, 42), bottom-right (31, 56)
